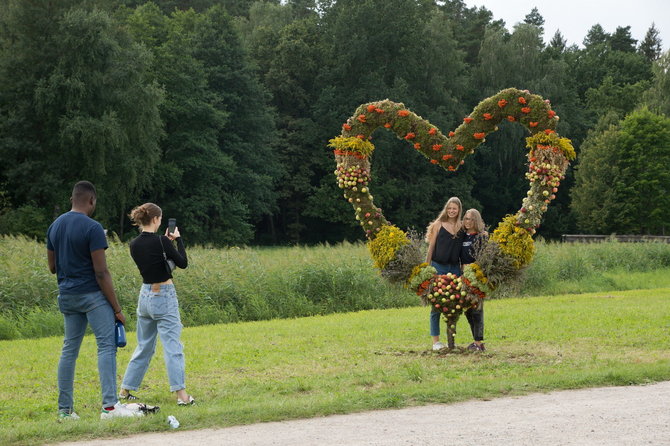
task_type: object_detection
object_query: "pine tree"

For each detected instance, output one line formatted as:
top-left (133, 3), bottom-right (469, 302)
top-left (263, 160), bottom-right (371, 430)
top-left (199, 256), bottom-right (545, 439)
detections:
top-left (639, 23), bottom-right (663, 62)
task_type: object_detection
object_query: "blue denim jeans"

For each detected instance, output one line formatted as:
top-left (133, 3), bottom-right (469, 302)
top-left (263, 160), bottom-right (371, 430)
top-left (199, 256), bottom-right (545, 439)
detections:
top-left (121, 284), bottom-right (185, 392)
top-left (57, 291), bottom-right (117, 411)
top-left (429, 261), bottom-right (461, 337)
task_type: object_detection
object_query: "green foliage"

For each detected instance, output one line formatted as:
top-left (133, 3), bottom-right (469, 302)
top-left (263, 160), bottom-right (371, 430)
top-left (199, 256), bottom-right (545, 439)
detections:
top-left (3, 236), bottom-right (670, 340)
top-left (572, 109), bottom-right (670, 235)
top-left (0, 205), bottom-right (51, 240)
top-left (642, 51), bottom-right (670, 117)
top-left (0, 0), bottom-right (664, 243)
top-left (0, 1), bottom-right (163, 236)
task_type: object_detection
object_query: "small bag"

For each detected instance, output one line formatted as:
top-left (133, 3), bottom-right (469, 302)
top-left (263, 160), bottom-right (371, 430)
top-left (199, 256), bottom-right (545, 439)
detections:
top-left (159, 236), bottom-right (176, 274)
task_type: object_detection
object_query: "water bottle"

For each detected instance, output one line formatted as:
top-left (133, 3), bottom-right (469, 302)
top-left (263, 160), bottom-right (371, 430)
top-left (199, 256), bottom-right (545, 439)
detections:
top-left (167, 415), bottom-right (180, 429)
top-left (115, 321), bottom-right (127, 348)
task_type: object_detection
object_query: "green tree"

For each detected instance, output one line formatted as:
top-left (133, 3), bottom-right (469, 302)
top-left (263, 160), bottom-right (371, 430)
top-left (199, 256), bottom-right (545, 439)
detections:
top-left (0, 1), bottom-right (163, 235)
top-left (572, 109), bottom-right (670, 234)
top-left (610, 26), bottom-right (637, 52)
top-left (306, 0), bottom-right (474, 242)
top-left (639, 23), bottom-right (663, 62)
top-left (615, 108), bottom-right (670, 234)
top-left (642, 51), bottom-right (670, 116)
top-left (123, 4), bottom-right (280, 245)
top-left (194, 6), bottom-right (281, 240)
top-left (570, 113), bottom-right (622, 233)
top-left (523, 7), bottom-right (544, 29)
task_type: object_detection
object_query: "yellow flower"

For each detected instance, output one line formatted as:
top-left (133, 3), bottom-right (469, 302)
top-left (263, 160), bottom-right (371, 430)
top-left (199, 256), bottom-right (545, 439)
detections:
top-left (367, 225), bottom-right (409, 270)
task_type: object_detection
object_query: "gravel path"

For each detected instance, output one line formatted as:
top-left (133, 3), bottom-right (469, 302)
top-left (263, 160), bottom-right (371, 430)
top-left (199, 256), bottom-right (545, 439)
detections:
top-left (56, 381), bottom-right (670, 446)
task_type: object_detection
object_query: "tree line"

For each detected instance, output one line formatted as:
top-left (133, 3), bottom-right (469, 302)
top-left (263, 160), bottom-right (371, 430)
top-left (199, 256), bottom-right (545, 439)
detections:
top-left (1, 0), bottom-right (668, 244)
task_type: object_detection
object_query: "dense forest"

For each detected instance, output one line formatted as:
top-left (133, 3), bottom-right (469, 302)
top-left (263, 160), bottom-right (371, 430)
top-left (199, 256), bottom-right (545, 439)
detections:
top-left (1, 0), bottom-right (668, 244)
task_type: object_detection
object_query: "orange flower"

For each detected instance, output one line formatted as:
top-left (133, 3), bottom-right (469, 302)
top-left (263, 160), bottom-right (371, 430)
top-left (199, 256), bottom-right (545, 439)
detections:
top-left (448, 131), bottom-right (455, 137)
top-left (448, 165), bottom-right (456, 171)
top-left (498, 99), bottom-right (508, 108)
top-left (430, 159), bottom-right (439, 164)
top-left (432, 144), bottom-right (443, 151)
top-left (357, 114), bottom-right (367, 123)
top-left (507, 115), bottom-right (516, 122)
top-left (414, 143), bottom-right (421, 149)
top-left (473, 132), bottom-right (485, 140)
top-left (518, 97), bottom-right (527, 105)
top-left (529, 121), bottom-right (538, 127)
top-left (343, 123), bottom-right (352, 130)
top-left (521, 107), bottom-right (531, 114)
top-left (483, 113), bottom-right (493, 120)
top-left (428, 127), bottom-right (437, 135)
top-left (404, 132), bottom-right (416, 140)
top-left (456, 145), bottom-right (464, 151)
top-left (356, 134), bottom-right (365, 139)
top-left (374, 108), bottom-right (384, 114)
top-left (547, 110), bottom-right (556, 118)
top-left (442, 154), bottom-right (453, 160)
top-left (398, 110), bottom-right (410, 117)
top-left (366, 104), bottom-right (376, 112)
top-left (384, 122), bottom-right (392, 128)
top-left (544, 129), bottom-right (555, 135)
top-left (463, 117), bottom-right (473, 124)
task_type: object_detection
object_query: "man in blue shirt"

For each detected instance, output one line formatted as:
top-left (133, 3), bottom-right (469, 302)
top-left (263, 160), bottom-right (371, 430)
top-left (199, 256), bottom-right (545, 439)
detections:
top-left (47, 181), bottom-right (140, 420)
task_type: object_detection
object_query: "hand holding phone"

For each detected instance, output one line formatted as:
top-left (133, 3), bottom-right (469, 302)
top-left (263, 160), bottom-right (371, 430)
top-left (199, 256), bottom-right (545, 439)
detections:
top-left (168, 218), bottom-right (176, 234)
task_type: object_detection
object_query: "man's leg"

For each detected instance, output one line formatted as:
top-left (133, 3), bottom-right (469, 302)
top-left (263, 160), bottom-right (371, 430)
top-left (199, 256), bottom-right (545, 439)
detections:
top-left (87, 300), bottom-right (117, 408)
top-left (58, 310), bottom-right (87, 412)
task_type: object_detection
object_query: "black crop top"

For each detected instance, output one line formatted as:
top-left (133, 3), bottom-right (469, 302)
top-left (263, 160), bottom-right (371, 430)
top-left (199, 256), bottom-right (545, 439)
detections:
top-left (129, 232), bottom-right (188, 284)
top-left (431, 226), bottom-right (464, 265)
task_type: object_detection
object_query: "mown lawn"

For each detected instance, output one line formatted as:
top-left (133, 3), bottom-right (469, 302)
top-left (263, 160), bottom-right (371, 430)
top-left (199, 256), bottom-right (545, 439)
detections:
top-left (2, 288), bottom-right (669, 445)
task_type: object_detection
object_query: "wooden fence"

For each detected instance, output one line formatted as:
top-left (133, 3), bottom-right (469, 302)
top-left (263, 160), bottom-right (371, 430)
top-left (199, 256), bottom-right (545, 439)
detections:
top-left (561, 234), bottom-right (670, 243)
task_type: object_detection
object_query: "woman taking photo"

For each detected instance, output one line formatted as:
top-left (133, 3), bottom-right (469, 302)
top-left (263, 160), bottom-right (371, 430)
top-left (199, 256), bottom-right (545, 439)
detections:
top-left (119, 203), bottom-right (195, 406)
top-left (425, 197), bottom-right (463, 350)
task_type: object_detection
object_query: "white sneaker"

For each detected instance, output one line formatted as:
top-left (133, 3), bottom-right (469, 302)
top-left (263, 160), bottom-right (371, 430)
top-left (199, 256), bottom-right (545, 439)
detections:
top-left (100, 402), bottom-right (144, 419)
top-left (58, 411), bottom-right (80, 421)
top-left (432, 342), bottom-right (446, 351)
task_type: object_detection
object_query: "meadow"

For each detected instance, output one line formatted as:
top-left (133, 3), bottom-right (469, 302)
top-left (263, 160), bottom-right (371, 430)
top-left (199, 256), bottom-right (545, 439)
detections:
top-left (2, 235), bottom-right (670, 339)
top-left (1, 288), bottom-right (669, 445)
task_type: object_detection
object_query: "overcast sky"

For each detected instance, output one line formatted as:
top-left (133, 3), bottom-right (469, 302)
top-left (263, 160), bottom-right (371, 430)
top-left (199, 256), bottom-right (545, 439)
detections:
top-left (463, 0), bottom-right (669, 51)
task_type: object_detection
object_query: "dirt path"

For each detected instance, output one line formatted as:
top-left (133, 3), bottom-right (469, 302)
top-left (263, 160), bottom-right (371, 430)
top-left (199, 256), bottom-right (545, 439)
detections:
top-left (56, 381), bottom-right (670, 446)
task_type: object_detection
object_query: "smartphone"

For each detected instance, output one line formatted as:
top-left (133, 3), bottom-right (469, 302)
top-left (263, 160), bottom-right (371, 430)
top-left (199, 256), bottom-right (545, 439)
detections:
top-left (168, 218), bottom-right (177, 234)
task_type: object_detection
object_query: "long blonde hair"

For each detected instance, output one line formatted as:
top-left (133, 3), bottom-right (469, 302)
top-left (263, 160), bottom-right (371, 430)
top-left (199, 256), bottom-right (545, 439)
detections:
top-left (425, 197), bottom-right (462, 242)
top-left (463, 208), bottom-right (485, 233)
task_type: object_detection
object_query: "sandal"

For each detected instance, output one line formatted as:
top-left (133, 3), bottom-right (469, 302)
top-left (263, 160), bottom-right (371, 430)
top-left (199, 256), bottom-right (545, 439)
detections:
top-left (177, 395), bottom-right (195, 406)
top-left (119, 391), bottom-right (139, 401)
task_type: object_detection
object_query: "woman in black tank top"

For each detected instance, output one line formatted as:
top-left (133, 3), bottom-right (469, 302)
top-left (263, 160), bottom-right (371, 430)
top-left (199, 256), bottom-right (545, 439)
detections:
top-left (424, 197), bottom-right (463, 350)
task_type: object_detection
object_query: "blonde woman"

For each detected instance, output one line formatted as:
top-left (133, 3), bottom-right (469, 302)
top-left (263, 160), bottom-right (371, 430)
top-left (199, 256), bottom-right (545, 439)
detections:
top-left (425, 197), bottom-right (463, 350)
top-left (460, 209), bottom-right (487, 352)
top-left (118, 203), bottom-right (195, 406)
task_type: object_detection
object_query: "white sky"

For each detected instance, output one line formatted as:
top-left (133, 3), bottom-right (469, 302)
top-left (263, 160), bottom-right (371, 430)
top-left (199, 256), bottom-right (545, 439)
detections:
top-left (463, 0), bottom-right (669, 51)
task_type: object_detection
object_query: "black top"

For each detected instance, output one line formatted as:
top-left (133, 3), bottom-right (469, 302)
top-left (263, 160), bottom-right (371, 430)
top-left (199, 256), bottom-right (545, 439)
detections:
top-left (129, 232), bottom-right (188, 284)
top-left (461, 232), bottom-right (485, 265)
top-left (431, 226), bottom-right (464, 265)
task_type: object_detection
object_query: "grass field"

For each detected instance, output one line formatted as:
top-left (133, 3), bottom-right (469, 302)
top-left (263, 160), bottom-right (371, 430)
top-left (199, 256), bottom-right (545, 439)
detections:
top-left (2, 288), bottom-right (669, 445)
top-left (2, 235), bottom-right (670, 340)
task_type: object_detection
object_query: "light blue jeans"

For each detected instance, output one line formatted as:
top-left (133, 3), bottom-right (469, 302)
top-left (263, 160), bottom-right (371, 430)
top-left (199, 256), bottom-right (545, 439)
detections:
top-left (57, 291), bottom-right (117, 411)
top-left (121, 284), bottom-right (186, 392)
top-left (429, 261), bottom-right (462, 336)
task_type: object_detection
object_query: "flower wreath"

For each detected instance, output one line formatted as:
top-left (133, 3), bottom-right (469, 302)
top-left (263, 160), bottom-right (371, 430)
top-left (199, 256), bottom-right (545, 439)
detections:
top-left (329, 88), bottom-right (575, 347)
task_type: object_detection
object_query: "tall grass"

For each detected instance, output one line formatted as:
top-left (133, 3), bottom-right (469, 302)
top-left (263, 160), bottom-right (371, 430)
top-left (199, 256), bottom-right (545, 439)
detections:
top-left (2, 235), bottom-right (670, 340)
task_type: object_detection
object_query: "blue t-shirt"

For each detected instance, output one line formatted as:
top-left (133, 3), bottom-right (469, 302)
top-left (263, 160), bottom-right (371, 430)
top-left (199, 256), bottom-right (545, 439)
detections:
top-left (46, 211), bottom-right (108, 295)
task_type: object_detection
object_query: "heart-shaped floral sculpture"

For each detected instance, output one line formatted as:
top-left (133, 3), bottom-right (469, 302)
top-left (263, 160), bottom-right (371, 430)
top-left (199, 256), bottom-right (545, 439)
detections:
top-left (329, 88), bottom-right (575, 348)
